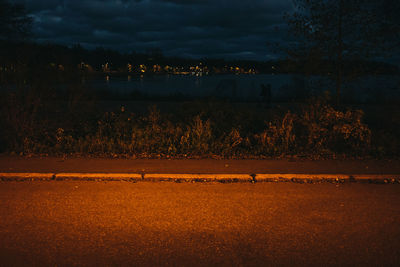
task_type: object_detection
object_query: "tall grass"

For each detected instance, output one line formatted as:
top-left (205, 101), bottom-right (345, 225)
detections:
top-left (0, 88), bottom-right (396, 158)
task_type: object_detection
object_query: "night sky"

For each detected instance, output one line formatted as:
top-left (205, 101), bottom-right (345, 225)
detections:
top-left (18, 0), bottom-right (294, 60)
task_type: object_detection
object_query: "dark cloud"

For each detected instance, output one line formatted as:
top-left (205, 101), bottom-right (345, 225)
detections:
top-left (20, 0), bottom-right (293, 60)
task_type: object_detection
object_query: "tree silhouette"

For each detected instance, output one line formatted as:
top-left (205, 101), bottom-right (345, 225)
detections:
top-left (286, 0), bottom-right (400, 105)
top-left (0, 0), bottom-right (32, 40)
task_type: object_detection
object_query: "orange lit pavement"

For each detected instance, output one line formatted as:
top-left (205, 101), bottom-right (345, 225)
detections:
top-left (1, 156), bottom-right (400, 266)
top-left (1, 181), bottom-right (400, 266)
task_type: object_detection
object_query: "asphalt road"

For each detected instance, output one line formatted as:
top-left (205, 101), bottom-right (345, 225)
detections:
top-left (0, 181), bottom-right (399, 266)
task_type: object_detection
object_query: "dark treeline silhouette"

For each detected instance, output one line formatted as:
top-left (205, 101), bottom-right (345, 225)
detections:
top-left (0, 40), bottom-right (270, 77)
top-left (0, 0), bottom-right (398, 88)
top-left (0, 0), bottom-right (32, 40)
top-left (1, 40), bottom-right (397, 84)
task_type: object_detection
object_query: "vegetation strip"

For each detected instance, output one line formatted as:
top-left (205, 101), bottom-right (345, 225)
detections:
top-left (1, 173), bottom-right (400, 182)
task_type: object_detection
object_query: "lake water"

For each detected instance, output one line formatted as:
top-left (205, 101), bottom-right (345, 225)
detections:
top-left (83, 73), bottom-right (399, 103)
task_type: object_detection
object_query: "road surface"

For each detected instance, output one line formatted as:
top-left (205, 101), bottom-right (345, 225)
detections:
top-left (1, 181), bottom-right (399, 266)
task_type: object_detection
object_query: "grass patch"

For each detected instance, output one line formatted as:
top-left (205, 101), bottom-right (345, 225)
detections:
top-left (0, 86), bottom-right (398, 159)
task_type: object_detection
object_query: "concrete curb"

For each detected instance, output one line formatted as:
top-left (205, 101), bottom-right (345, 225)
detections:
top-left (1, 173), bottom-right (400, 183)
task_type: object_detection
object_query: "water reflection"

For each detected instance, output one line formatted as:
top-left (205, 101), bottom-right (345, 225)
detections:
top-left (89, 74), bottom-right (399, 103)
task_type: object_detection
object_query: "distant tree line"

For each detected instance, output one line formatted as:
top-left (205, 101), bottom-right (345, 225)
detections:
top-left (1, 40), bottom-right (396, 76)
top-left (0, 0), bottom-right (398, 89)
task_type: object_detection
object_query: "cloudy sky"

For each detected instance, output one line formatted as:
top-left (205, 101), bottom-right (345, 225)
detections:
top-left (18, 0), bottom-right (294, 60)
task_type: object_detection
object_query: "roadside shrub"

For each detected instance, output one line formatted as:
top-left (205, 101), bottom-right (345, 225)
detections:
top-left (299, 94), bottom-right (371, 156)
top-left (0, 89), bottom-right (383, 159)
top-left (0, 87), bottom-right (56, 153)
top-left (219, 128), bottom-right (244, 156)
top-left (255, 111), bottom-right (297, 156)
top-left (180, 115), bottom-right (213, 155)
